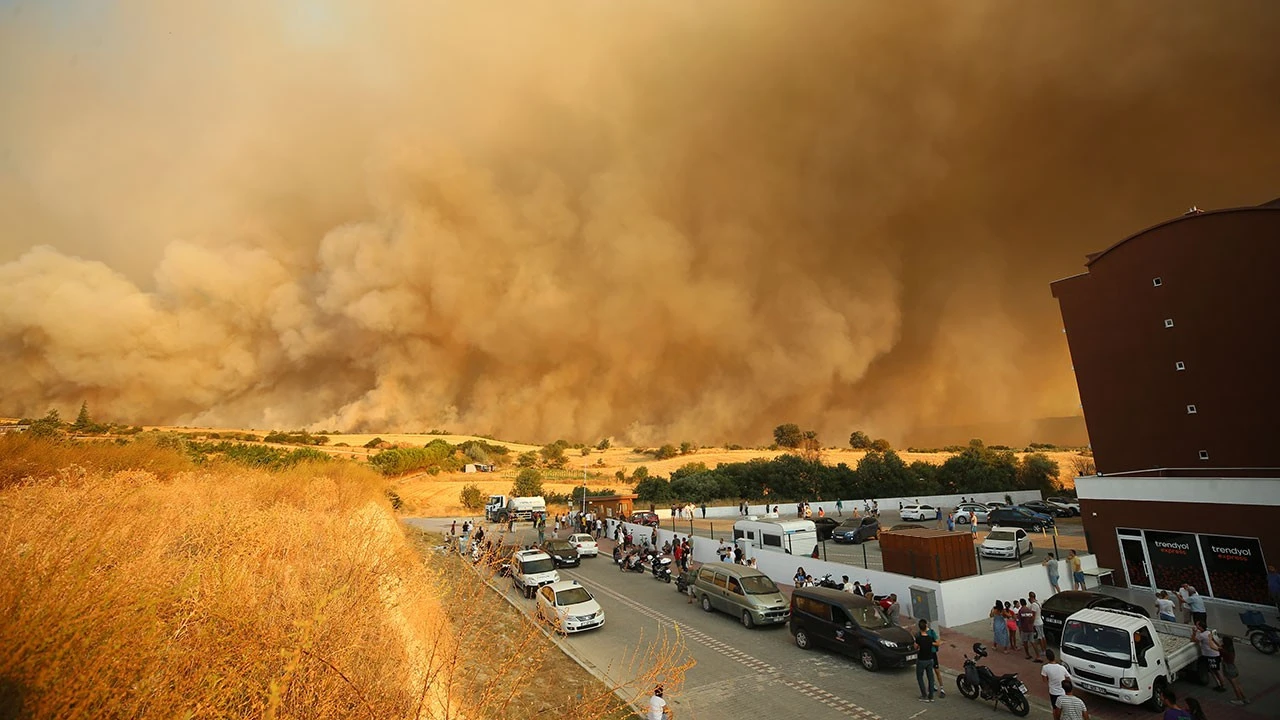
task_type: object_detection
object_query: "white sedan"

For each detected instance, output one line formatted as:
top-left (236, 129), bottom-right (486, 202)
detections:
top-left (566, 533), bottom-right (599, 557)
top-left (899, 504), bottom-right (939, 521)
top-left (535, 580), bottom-right (605, 634)
top-left (979, 527), bottom-right (1033, 559)
top-left (954, 503), bottom-right (990, 524)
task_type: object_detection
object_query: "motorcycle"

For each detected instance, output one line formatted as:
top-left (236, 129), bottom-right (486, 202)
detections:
top-left (1242, 611), bottom-right (1279, 654)
top-left (675, 570), bottom-right (691, 594)
top-left (620, 552), bottom-right (647, 573)
top-left (814, 574), bottom-right (842, 590)
top-left (652, 556), bottom-right (673, 583)
top-left (956, 643), bottom-right (1029, 717)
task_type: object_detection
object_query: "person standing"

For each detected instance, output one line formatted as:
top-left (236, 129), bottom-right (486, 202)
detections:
top-left (450, 519), bottom-right (458, 536)
top-left (1220, 635), bottom-right (1249, 705)
top-left (1155, 591), bottom-right (1177, 622)
top-left (1005, 602), bottom-right (1020, 652)
top-left (1043, 553), bottom-right (1061, 593)
top-left (836, 499), bottom-right (844, 516)
top-left (991, 600), bottom-right (1010, 652)
top-left (1019, 599), bottom-right (1042, 662)
top-left (1192, 619), bottom-right (1227, 692)
top-left (1053, 680), bottom-right (1089, 720)
top-left (970, 511), bottom-right (979, 539)
top-left (886, 593), bottom-right (902, 626)
top-left (1184, 586), bottom-right (1207, 627)
top-left (647, 686), bottom-right (672, 720)
top-left (1042, 649), bottom-right (1069, 709)
top-left (927, 621), bottom-right (946, 697)
top-left (700, 502), bottom-right (707, 519)
top-left (1069, 550), bottom-right (1085, 591)
top-left (946, 512), bottom-right (955, 532)
top-left (915, 619), bottom-right (940, 702)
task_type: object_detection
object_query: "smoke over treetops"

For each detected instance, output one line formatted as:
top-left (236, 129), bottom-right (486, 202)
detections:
top-left (2, 2), bottom-right (1278, 444)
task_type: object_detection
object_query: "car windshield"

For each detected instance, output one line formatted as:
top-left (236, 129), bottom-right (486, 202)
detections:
top-left (1045, 594), bottom-right (1093, 615)
top-left (838, 520), bottom-right (862, 529)
top-left (853, 605), bottom-right (891, 628)
top-left (987, 531), bottom-right (1015, 542)
top-left (522, 559), bottom-right (556, 574)
top-left (1061, 620), bottom-right (1132, 668)
top-left (555, 587), bottom-right (593, 606)
top-left (740, 576), bottom-right (780, 595)
top-left (1014, 508), bottom-right (1036, 517)
top-left (569, 535), bottom-right (593, 543)
top-left (545, 542), bottom-right (573, 553)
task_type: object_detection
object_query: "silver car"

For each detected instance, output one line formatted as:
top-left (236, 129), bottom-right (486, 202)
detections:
top-left (954, 503), bottom-right (990, 524)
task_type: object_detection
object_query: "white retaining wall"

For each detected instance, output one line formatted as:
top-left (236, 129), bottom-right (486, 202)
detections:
top-left (653, 490), bottom-right (1045, 519)
top-left (602, 516), bottom-right (1096, 629)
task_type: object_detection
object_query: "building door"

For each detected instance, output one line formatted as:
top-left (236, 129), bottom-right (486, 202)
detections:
top-left (1118, 532), bottom-right (1152, 588)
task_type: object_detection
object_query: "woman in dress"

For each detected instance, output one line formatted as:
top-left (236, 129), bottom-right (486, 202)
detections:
top-left (1005, 602), bottom-right (1020, 652)
top-left (990, 600), bottom-right (1009, 651)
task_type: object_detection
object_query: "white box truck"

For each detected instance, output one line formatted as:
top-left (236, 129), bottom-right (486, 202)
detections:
top-left (1058, 607), bottom-right (1202, 711)
top-left (733, 519), bottom-right (818, 556)
top-left (485, 494), bottom-right (547, 523)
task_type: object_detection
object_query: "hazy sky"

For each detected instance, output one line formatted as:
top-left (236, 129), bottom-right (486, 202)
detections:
top-left (2, 1), bottom-right (1278, 444)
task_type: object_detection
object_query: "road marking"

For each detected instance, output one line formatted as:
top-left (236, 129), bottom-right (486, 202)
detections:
top-left (909, 710), bottom-right (928, 718)
top-left (568, 570), bottom-right (884, 719)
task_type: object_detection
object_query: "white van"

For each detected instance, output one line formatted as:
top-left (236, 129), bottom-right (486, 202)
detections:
top-left (733, 519), bottom-right (818, 556)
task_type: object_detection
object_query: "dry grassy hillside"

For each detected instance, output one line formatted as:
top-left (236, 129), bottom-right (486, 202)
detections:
top-left (0, 434), bottom-right (664, 720)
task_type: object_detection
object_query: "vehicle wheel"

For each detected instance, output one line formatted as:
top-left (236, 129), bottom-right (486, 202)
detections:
top-left (957, 675), bottom-right (979, 699)
top-left (701, 595), bottom-right (713, 613)
top-left (742, 611), bottom-right (755, 629)
top-left (1004, 691), bottom-right (1030, 717)
top-left (1032, 524), bottom-right (1043, 533)
top-left (859, 648), bottom-right (879, 672)
top-left (956, 515), bottom-right (968, 525)
top-left (1249, 629), bottom-right (1279, 654)
top-left (1144, 677), bottom-right (1167, 712)
top-left (794, 628), bottom-right (811, 650)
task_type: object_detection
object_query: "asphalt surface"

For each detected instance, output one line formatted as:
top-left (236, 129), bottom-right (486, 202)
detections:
top-left (409, 517), bottom-right (1059, 720)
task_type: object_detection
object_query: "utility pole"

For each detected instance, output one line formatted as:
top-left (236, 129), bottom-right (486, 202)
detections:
top-left (582, 463), bottom-right (588, 517)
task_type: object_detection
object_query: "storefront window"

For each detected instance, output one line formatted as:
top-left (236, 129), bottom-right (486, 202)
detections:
top-left (1144, 530), bottom-right (1208, 592)
top-left (1198, 535), bottom-right (1268, 604)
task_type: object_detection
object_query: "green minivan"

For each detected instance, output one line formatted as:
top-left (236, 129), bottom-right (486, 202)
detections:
top-left (690, 562), bottom-right (790, 628)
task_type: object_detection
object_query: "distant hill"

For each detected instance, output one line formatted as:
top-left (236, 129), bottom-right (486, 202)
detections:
top-left (902, 416), bottom-right (1089, 450)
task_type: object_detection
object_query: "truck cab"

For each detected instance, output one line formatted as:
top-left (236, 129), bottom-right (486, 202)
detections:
top-left (1059, 607), bottom-right (1200, 711)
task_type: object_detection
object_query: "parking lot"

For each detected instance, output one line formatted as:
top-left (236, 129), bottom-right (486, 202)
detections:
top-left (649, 509), bottom-right (1089, 576)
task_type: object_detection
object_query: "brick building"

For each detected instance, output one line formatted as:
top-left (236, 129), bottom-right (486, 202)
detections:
top-left (1050, 198), bottom-right (1280, 608)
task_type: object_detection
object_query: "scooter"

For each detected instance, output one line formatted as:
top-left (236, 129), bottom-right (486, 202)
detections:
top-left (652, 556), bottom-right (673, 583)
top-left (620, 552), bottom-right (647, 573)
top-left (1242, 611), bottom-right (1279, 654)
top-left (956, 643), bottom-right (1029, 717)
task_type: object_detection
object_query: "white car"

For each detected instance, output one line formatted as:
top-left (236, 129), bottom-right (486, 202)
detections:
top-left (979, 527), bottom-right (1033, 559)
top-left (899, 504), bottom-right (938, 521)
top-left (954, 503), bottom-right (990, 524)
top-left (566, 533), bottom-right (599, 557)
top-left (1046, 497), bottom-right (1081, 516)
top-left (535, 580), bottom-right (606, 634)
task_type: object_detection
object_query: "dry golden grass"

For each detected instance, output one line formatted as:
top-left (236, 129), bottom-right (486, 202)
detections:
top-left (0, 435), bottom-right (688, 719)
top-left (0, 433), bottom-right (195, 488)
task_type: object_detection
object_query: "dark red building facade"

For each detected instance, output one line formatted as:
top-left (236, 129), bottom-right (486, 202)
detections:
top-left (1051, 199), bottom-right (1280, 607)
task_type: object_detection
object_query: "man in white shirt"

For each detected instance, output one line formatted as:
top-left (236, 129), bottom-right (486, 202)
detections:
top-left (1053, 679), bottom-right (1090, 720)
top-left (647, 686), bottom-right (672, 720)
top-left (1028, 591), bottom-right (1046, 656)
top-left (1042, 649), bottom-right (1070, 708)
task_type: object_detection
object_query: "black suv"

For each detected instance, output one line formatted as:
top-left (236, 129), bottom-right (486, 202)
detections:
top-left (789, 587), bottom-right (916, 671)
top-left (1040, 591), bottom-right (1149, 645)
top-left (1020, 500), bottom-right (1071, 518)
top-left (812, 516), bottom-right (841, 541)
top-left (831, 517), bottom-right (880, 544)
top-left (985, 506), bottom-right (1055, 531)
top-left (541, 539), bottom-right (581, 568)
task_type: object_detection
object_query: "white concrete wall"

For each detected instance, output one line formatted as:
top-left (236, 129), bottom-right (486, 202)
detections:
top-left (650, 490), bottom-right (1045, 520)
top-left (934, 553), bottom-right (1097, 627)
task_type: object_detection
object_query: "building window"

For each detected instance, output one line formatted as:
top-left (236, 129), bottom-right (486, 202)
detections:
top-left (1187, 404), bottom-right (1197, 414)
top-left (1198, 450), bottom-right (1209, 460)
top-left (1175, 361), bottom-right (1186, 371)
top-left (1164, 319), bottom-right (1175, 328)
top-left (1152, 277), bottom-right (1163, 287)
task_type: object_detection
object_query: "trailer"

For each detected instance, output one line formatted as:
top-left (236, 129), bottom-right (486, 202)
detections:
top-left (733, 519), bottom-right (818, 556)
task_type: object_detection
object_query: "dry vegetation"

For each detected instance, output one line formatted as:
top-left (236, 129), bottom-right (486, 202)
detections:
top-left (0, 435), bottom-right (688, 719)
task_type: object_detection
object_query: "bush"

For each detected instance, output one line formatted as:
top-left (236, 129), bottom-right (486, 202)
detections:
top-left (653, 444), bottom-right (679, 460)
top-left (679, 441), bottom-right (696, 455)
top-left (459, 484), bottom-right (484, 511)
top-left (512, 468), bottom-right (543, 497)
top-left (869, 438), bottom-right (892, 452)
top-left (368, 443), bottom-right (458, 476)
top-left (596, 438), bottom-right (611, 450)
top-left (364, 437), bottom-right (384, 449)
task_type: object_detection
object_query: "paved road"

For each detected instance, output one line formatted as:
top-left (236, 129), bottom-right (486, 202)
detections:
top-left (409, 517), bottom-right (1052, 720)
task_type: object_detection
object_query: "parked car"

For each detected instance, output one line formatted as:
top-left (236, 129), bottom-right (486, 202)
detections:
top-left (1040, 590), bottom-right (1150, 645)
top-left (789, 587), bottom-right (917, 671)
top-left (831, 517), bottom-right (880, 544)
top-left (1046, 497), bottom-right (1081, 516)
top-left (812, 516), bottom-right (841, 542)
top-left (565, 533), bottom-right (598, 557)
top-left (1021, 500), bottom-right (1071, 518)
top-left (690, 562), bottom-right (790, 628)
top-left (541, 539), bottom-right (581, 568)
top-left (979, 527), bottom-right (1033, 558)
top-left (630, 511), bottom-right (661, 527)
top-left (535, 580), bottom-right (605, 634)
top-left (510, 549), bottom-right (560, 598)
top-left (985, 506), bottom-right (1054, 531)
top-left (954, 503), bottom-right (990, 524)
top-left (899, 504), bottom-right (939, 521)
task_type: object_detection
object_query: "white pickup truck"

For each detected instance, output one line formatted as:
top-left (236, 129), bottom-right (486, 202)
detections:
top-left (1059, 608), bottom-right (1202, 711)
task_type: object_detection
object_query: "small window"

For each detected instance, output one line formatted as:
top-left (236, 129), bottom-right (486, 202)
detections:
top-left (733, 529), bottom-right (744, 541)
top-left (763, 533), bottom-right (782, 548)
top-left (1164, 319), bottom-right (1175, 328)
top-left (1175, 361), bottom-right (1185, 371)
top-left (1152, 277), bottom-right (1163, 287)
top-left (727, 577), bottom-right (744, 596)
top-left (699, 568), bottom-right (716, 584)
top-left (1198, 450), bottom-right (1209, 461)
top-left (1187, 404), bottom-right (1197, 414)
top-left (713, 573), bottom-right (728, 590)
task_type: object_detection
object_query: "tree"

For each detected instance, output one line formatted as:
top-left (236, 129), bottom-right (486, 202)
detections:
top-left (633, 476), bottom-right (672, 503)
top-left (654, 444), bottom-right (679, 460)
top-left (539, 442), bottom-right (567, 469)
top-left (364, 437), bottom-right (384, 449)
top-left (516, 451), bottom-right (539, 468)
top-left (632, 466), bottom-right (650, 482)
top-left (1069, 453), bottom-right (1096, 478)
top-left (459, 484), bottom-right (485, 511)
top-left (512, 468), bottom-right (543, 497)
top-left (579, 447), bottom-right (590, 456)
top-left (679, 441), bottom-right (696, 455)
top-left (28, 409), bottom-right (65, 438)
top-left (800, 430), bottom-right (822, 462)
top-left (596, 438), bottom-right (611, 451)
top-left (72, 402), bottom-right (93, 432)
top-left (1017, 452), bottom-right (1061, 493)
top-left (848, 430), bottom-right (871, 449)
top-left (870, 437), bottom-right (892, 452)
top-left (773, 423), bottom-right (803, 448)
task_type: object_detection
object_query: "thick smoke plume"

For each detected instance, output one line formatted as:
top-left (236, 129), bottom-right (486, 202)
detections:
top-left (3, 2), bottom-right (1279, 444)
